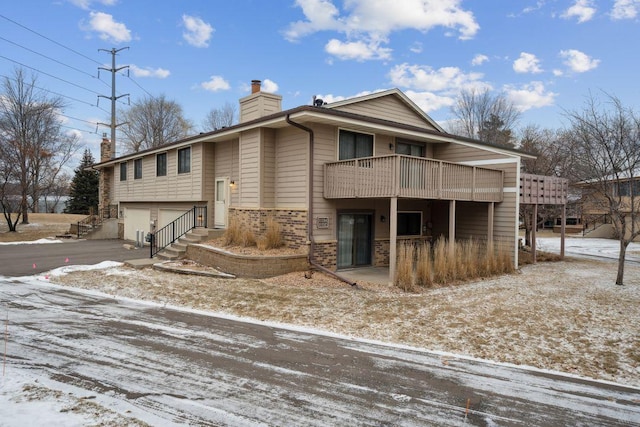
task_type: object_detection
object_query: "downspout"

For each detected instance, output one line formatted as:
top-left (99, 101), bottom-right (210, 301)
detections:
top-left (285, 114), bottom-right (357, 287)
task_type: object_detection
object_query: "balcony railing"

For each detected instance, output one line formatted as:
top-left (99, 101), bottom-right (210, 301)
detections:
top-left (324, 155), bottom-right (504, 202)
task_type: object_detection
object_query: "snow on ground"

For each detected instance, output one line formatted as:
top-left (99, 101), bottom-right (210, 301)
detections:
top-left (0, 238), bottom-right (63, 246)
top-left (3, 235), bottom-right (640, 425)
top-left (536, 235), bottom-right (640, 262)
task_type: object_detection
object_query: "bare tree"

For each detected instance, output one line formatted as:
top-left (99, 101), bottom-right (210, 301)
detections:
top-left (449, 88), bottom-right (521, 147)
top-left (118, 94), bottom-right (194, 153)
top-left (565, 92), bottom-right (640, 285)
top-left (202, 102), bottom-right (236, 131)
top-left (0, 68), bottom-right (79, 228)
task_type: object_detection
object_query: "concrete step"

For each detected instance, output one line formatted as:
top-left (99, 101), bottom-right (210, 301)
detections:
top-left (171, 241), bottom-right (188, 251)
top-left (156, 250), bottom-right (179, 261)
top-left (189, 228), bottom-right (210, 237)
top-left (163, 245), bottom-right (186, 257)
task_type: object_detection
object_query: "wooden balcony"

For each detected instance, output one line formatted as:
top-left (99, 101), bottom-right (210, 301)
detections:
top-left (324, 155), bottom-right (504, 202)
top-left (519, 173), bottom-right (568, 205)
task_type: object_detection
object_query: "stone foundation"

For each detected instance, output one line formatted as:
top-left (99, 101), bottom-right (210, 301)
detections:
top-left (229, 208), bottom-right (308, 250)
top-left (311, 241), bottom-right (337, 270)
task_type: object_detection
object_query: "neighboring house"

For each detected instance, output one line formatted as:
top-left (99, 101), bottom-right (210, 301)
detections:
top-left (93, 81), bottom-right (567, 280)
top-left (578, 171), bottom-right (640, 240)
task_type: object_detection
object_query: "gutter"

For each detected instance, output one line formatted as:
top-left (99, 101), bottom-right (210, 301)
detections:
top-left (285, 114), bottom-right (357, 287)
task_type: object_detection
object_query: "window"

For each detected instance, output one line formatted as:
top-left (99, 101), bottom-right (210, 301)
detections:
top-left (178, 147), bottom-right (191, 174)
top-left (119, 162), bottom-right (127, 181)
top-left (339, 130), bottom-right (373, 160)
top-left (396, 139), bottom-right (425, 157)
top-left (156, 153), bottom-right (167, 177)
top-left (615, 180), bottom-right (640, 197)
top-left (397, 211), bottom-right (422, 236)
top-left (134, 159), bottom-right (142, 179)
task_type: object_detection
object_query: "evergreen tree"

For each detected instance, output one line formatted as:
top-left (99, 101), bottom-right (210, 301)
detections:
top-left (65, 149), bottom-right (98, 214)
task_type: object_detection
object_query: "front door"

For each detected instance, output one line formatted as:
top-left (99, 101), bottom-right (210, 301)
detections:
top-left (214, 178), bottom-right (228, 228)
top-left (337, 213), bottom-right (373, 268)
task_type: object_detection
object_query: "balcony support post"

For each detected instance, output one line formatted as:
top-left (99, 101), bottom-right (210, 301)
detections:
top-left (449, 200), bottom-right (456, 255)
top-left (532, 203), bottom-right (538, 264)
top-left (488, 202), bottom-right (494, 244)
top-left (389, 196), bottom-right (398, 285)
top-left (560, 203), bottom-right (566, 258)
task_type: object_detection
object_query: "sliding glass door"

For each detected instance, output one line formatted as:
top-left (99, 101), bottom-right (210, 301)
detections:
top-left (337, 213), bottom-right (373, 268)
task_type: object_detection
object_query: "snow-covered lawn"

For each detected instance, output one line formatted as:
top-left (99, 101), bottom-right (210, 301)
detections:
top-left (2, 234), bottom-right (640, 425)
top-left (42, 238), bottom-right (640, 387)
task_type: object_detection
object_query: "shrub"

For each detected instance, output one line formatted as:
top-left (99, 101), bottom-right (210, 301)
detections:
top-left (432, 237), bottom-right (450, 284)
top-left (224, 218), bottom-right (242, 246)
top-left (395, 242), bottom-right (414, 291)
top-left (258, 217), bottom-right (284, 250)
top-left (415, 242), bottom-right (433, 288)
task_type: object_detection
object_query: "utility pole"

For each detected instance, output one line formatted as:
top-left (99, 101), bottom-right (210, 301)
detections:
top-left (98, 47), bottom-right (129, 159)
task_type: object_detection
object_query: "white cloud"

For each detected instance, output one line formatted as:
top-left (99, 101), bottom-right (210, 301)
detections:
top-left (68, 0), bottom-right (116, 10)
top-left (471, 54), bottom-right (489, 66)
top-left (325, 39), bottom-right (392, 61)
top-left (505, 81), bottom-right (556, 112)
top-left (261, 79), bottom-right (279, 93)
top-left (559, 49), bottom-right (600, 72)
top-left (389, 63), bottom-right (487, 93)
top-left (552, 69), bottom-right (564, 76)
top-left (130, 65), bottom-right (170, 79)
top-left (285, 0), bottom-right (479, 61)
top-left (200, 75), bottom-right (230, 92)
top-left (611, 0), bottom-right (640, 19)
top-left (182, 15), bottom-right (214, 48)
top-left (86, 11), bottom-right (131, 43)
top-left (513, 52), bottom-right (543, 74)
top-left (561, 0), bottom-right (596, 23)
top-left (409, 42), bottom-right (423, 54)
top-left (404, 90), bottom-right (456, 113)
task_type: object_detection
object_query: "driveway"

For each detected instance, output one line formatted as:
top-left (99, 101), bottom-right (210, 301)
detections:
top-left (0, 239), bottom-right (146, 276)
top-left (2, 277), bottom-right (638, 426)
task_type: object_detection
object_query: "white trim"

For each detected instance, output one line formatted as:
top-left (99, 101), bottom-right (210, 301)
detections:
top-left (458, 158), bottom-right (519, 166)
top-left (503, 187), bottom-right (519, 193)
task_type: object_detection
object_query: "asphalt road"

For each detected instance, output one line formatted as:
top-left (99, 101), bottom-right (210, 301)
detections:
top-left (0, 239), bottom-right (146, 276)
top-left (2, 278), bottom-right (639, 426)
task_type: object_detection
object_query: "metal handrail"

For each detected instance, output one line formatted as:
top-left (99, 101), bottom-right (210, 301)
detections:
top-left (150, 205), bottom-right (207, 258)
top-left (76, 205), bottom-right (118, 238)
top-left (582, 214), bottom-right (611, 236)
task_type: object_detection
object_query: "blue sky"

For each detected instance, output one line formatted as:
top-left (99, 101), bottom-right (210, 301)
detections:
top-left (1, 0), bottom-right (639, 164)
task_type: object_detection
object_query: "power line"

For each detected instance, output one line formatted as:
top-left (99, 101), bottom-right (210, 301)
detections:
top-left (126, 74), bottom-right (154, 98)
top-left (0, 55), bottom-right (102, 96)
top-left (0, 13), bottom-right (102, 66)
top-left (0, 36), bottom-right (105, 85)
top-left (0, 73), bottom-right (97, 107)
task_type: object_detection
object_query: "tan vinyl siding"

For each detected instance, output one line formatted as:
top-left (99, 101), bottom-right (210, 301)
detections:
top-left (312, 124), bottom-right (339, 240)
top-left (239, 130), bottom-right (260, 207)
top-left (202, 143), bottom-right (216, 226)
top-left (455, 201), bottom-right (489, 239)
top-left (113, 143), bottom-right (204, 203)
top-left (262, 129), bottom-right (276, 208)
top-left (275, 127), bottom-right (307, 208)
top-left (331, 95), bottom-right (437, 130)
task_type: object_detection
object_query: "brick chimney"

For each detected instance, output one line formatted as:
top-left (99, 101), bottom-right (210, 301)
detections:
top-left (98, 133), bottom-right (112, 215)
top-left (251, 79), bottom-right (261, 94)
top-left (239, 79), bottom-right (282, 123)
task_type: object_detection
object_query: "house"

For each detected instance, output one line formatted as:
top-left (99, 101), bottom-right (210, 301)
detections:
top-left (578, 170), bottom-right (640, 241)
top-left (92, 81), bottom-right (568, 281)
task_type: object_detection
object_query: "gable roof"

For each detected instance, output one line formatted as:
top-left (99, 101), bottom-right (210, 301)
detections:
top-left (323, 88), bottom-right (446, 133)
top-left (93, 90), bottom-right (535, 168)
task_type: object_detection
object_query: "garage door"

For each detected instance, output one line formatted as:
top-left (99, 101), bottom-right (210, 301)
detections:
top-left (158, 208), bottom-right (190, 229)
top-left (124, 208), bottom-right (150, 242)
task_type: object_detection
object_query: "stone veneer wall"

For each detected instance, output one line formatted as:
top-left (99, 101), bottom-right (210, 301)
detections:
top-left (229, 208), bottom-right (308, 250)
top-left (186, 245), bottom-right (308, 279)
top-left (98, 137), bottom-right (112, 212)
top-left (311, 241), bottom-right (337, 270)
